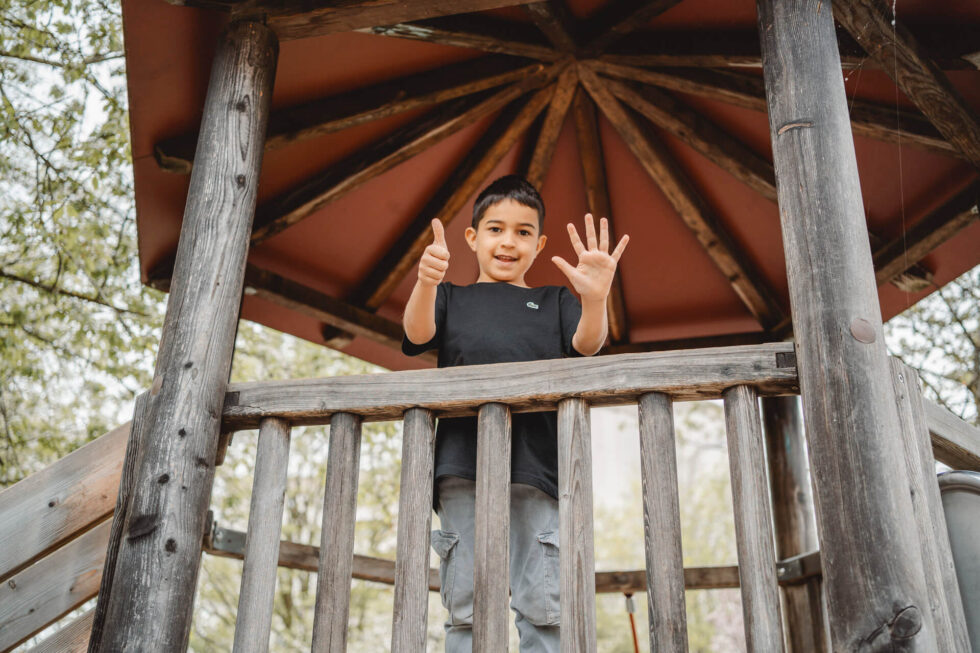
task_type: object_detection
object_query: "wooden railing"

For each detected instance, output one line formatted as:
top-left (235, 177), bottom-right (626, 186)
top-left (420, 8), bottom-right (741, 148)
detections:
top-left (4, 342), bottom-right (980, 651)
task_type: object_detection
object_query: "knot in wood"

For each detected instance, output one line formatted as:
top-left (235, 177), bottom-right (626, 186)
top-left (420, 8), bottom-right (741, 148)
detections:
top-left (849, 318), bottom-right (876, 343)
top-left (889, 606), bottom-right (923, 640)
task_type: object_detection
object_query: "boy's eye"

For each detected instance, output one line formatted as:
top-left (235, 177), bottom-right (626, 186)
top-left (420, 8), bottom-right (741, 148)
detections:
top-left (520, 230), bottom-right (531, 236)
top-left (488, 226), bottom-right (501, 232)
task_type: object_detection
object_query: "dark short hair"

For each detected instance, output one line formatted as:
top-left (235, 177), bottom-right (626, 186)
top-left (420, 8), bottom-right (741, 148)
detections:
top-left (472, 175), bottom-right (545, 231)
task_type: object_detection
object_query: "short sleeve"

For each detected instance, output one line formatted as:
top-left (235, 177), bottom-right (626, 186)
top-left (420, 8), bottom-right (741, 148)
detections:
top-left (402, 282), bottom-right (448, 357)
top-left (558, 286), bottom-right (583, 357)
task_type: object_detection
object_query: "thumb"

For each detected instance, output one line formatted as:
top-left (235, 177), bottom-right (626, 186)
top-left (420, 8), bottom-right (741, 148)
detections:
top-left (551, 256), bottom-right (576, 280)
top-left (431, 219), bottom-right (447, 247)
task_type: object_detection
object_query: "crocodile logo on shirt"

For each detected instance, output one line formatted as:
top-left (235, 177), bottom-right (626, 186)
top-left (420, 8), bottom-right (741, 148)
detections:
top-left (526, 301), bottom-right (539, 310)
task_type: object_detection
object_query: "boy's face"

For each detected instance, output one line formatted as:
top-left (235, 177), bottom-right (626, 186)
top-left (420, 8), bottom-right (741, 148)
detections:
top-left (465, 199), bottom-right (546, 287)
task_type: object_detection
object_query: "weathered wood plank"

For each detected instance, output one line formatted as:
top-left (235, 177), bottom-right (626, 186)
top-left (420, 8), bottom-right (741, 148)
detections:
top-left (473, 403), bottom-right (511, 651)
top-left (311, 413), bottom-right (362, 653)
top-left (558, 397), bottom-right (597, 652)
top-left (155, 56), bottom-right (546, 175)
top-left (601, 331), bottom-right (772, 355)
top-left (251, 73), bottom-right (553, 245)
top-left (591, 61), bottom-right (960, 158)
top-left (874, 181), bottom-right (980, 286)
top-left (723, 385), bottom-right (784, 652)
top-left (925, 399), bottom-right (980, 472)
top-left (758, 0), bottom-right (940, 649)
top-left (0, 421), bottom-right (126, 583)
top-left (88, 393), bottom-right (151, 652)
top-left (98, 22), bottom-right (279, 652)
top-left (578, 63), bottom-right (786, 331)
top-left (352, 81), bottom-right (557, 310)
top-left (233, 418), bottom-right (291, 653)
top-left (571, 88), bottom-right (630, 344)
top-left (364, 15), bottom-right (560, 61)
top-left (581, 0), bottom-right (683, 54)
top-left (761, 396), bottom-right (826, 653)
top-left (637, 393), bottom-right (688, 652)
top-left (0, 520), bottom-right (110, 651)
top-left (222, 343), bottom-right (798, 429)
top-left (521, 64), bottom-right (577, 189)
top-left (890, 360), bottom-right (971, 653)
top-left (390, 408), bottom-right (436, 653)
top-left (523, 1), bottom-right (577, 52)
top-left (28, 608), bottom-right (94, 653)
top-left (605, 77), bottom-right (778, 201)
top-left (834, 0), bottom-right (980, 170)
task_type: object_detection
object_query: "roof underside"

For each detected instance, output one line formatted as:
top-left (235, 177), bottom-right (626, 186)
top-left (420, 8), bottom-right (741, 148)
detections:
top-left (125, 0), bottom-right (980, 372)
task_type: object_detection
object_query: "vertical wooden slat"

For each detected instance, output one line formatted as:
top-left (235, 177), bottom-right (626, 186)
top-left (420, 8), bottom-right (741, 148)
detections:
top-left (557, 397), bottom-right (597, 653)
top-left (311, 412), bottom-right (363, 652)
top-left (761, 396), bottom-right (827, 653)
top-left (637, 392), bottom-right (688, 652)
top-left (889, 360), bottom-right (971, 653)
top-left (723, 385), bottom-right (784, 652)
top-left (474, 403), bottom-right (512, 651)
top-left (391, 408), bottom-right (436, 653)
top-left (233, 417), bottom-right (291, 653)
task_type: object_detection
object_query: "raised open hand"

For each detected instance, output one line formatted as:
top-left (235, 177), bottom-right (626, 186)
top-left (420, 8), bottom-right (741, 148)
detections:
top-left (418, 218), bottom-right (451, 287)
top-left (551, 214), bottom-right (628, 303)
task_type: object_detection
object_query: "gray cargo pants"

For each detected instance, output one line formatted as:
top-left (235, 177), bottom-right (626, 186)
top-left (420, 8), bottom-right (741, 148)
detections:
top-left (431, 476), bottom-right (561, 652)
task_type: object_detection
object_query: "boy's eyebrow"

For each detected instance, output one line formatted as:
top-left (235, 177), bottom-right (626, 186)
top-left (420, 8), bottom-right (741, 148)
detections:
top-left (484, 219), bottom-right (538, 230)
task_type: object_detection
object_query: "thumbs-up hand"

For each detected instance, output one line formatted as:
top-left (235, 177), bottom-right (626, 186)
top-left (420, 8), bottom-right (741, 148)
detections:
top-left (418, 219), bottom-right (451, 287)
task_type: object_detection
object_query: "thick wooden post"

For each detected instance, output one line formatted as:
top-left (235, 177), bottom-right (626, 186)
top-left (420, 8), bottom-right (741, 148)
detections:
top-left (97, 21), bottom-right (277, 652)
top-left (756, 1), bottom-right (938, 649)
top-left (761, 396), bottom-right (827, 652)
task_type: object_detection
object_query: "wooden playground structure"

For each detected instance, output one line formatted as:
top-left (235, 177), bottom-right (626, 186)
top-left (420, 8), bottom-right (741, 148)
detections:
top-left (2, 0), bottom-right (980, 650)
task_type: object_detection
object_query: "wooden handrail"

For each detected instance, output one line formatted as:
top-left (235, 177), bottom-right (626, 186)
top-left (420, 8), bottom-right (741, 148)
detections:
top-left (925, 399), bottom-right (980, 471)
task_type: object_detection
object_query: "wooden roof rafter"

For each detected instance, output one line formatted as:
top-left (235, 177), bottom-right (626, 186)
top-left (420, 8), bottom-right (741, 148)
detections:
top-left (519, 65), bottom-right (578, 189)
top-left (580, 0), bottom-right (683, 55)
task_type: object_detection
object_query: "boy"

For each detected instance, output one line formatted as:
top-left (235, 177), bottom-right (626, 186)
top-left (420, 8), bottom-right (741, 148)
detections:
top-left (402, 175), bottom-right (628, 652)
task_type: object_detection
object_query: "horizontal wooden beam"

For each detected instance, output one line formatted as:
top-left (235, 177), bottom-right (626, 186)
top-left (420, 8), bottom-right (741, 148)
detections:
top-left (222, 342), bottom-right (798, 429)
top-left (601, 331), bottom-right (776, 355)
top-left (603, 26), bottom-right (980, 71)
top-left (581, 0), bottom-right (682, 54)
top-left (578, 64), bottom-right (786, 331)
top-left (352, 81), bottom-right (557, 310)
top-left (924, 398), bottom-right (980, 472)
top-left (0, 422), bottom-right (127, 583)
top-left (834, 0), bottom-right (980, 170)
top-left (242, 265), bottom-right (437, 363)
top-left (26, 608), bottom-right (94, 653)
top-left (251, 70), bottom-right (555, 245)
top-left (0, 520), bottom-right (110, 651)
top-left (874, 181), bottom-right (980, 286)
top-left (604, 75), bottom-right (778, 201)
top-left (591, 61), bottom-right (961, 158)
top-left (155, 56), bottom-right (546, 175)
top-left (363, 14), bottom-right (561, 61)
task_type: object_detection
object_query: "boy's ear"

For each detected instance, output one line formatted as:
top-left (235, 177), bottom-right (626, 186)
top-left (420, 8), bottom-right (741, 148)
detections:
top-left (536, 234), bottom-right (547, 254)
top-left (464, 226), bottom-right (478, 251)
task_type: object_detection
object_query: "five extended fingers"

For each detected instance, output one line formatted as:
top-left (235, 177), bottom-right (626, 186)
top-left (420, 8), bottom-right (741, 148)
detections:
top-left (566, 214), bottom-right (629, 259)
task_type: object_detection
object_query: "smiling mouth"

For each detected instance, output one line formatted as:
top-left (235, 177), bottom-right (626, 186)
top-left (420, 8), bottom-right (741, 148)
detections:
top-left (495, 255), bottom-right (517, 263)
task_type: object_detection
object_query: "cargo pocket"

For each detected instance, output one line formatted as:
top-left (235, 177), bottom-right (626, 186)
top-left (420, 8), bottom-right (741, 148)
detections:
top-left (431, 529), bottom-right (460, 615)
top-left (536, 530), bottom-right (561, 625)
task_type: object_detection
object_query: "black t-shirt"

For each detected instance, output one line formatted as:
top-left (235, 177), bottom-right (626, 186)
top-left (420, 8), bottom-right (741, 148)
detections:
top-left (402, 282), bottom-right (583, 505)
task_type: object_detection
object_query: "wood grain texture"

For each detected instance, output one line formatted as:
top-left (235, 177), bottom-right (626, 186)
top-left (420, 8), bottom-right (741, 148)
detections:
top-left (351, 80), bottom-right (558, 310)
top-left (28, 608), bottom-right (94, 653)
top-left (473, 403), bottom-right (512, 651)
top-left (924, 399), bottom-right (980, 472)
top-left (758, 1), bottom-right (939, 649)
top-left (558, 398), bottom-right (597, 653)
top-left (222, 343), bottom-right (798, 429)
top-left (890, 360), bottom-right (970, 653)
top-left (99, 21), bottom-right (279, 652)
top-left (874, 181), bottom-right (979, 286)
top-left (155, 56), bottom-right (545, 174)
top-left (636, 393), bottom-right (688, 652)
top-left (364, 15), bottom-right (560, 61)
top-left (834, 0), bottom-right (980, 169)
top-left (578, 63), bottom-right (785, 331)
top-left (311, 413), bottom-right (363, 653)
top-left (523, 1), bottom-right (577, 52)
top-left (233, 418), bottom-right (291, 653)
top-left (251, 74), bottom-right (552, 245)
top-left (390, 408), bottom-right (436, 653)
top-left (0, 520), bottom-right (110, 651)
top-left (87, 393), bottom-right (150, 652)
top-left (605, 77), bottom-right (778, 201)
top-left (723, 385), bottom-right (784, 652)
top-left (571, 88), bottom-right (629, 344)
top-left (591, 61), bottom-right (960, 158)
top-left (0, 420), bottom-right (125, 583)
top-left (522, 64), bottom-right (577, 189)
top-left (761, 396), bottom-right (826, 652)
